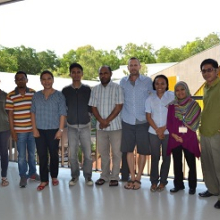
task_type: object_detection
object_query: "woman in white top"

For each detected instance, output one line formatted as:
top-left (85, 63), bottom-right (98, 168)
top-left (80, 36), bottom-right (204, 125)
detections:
top-left (145, 75), bottom-right (174, 192)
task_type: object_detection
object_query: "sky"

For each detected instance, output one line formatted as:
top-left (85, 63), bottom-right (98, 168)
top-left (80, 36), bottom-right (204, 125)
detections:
top-left (0, 0), bottom-right (219, 57)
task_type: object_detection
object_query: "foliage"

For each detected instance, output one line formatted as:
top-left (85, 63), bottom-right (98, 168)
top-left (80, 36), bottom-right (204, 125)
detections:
top-left (0, 32), bottom-right (219, 79)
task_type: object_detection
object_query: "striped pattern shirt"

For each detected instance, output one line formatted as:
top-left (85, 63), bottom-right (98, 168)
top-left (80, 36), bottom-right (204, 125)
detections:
top-left (5, 87), bottom-right (35, 133)
top-left (89, 81), bottom-right (124, 131)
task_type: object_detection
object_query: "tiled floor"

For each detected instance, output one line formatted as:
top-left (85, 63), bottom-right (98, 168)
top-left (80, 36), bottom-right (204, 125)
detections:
top-left (0, 162), bottom-right (219, 220)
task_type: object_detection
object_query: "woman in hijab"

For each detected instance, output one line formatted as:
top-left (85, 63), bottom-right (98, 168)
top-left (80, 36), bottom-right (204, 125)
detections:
top-left (167, 81), bottom-right (201, 195)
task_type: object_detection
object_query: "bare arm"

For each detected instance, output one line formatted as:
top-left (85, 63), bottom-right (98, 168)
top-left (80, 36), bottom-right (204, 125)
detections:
top-left (92, 104), bottom-right (123, 129)
top-left (31, 112), bottom-right (40, 138)
top-left (146, 112), bottom-right (166, 139)
top-left (54, 115), bottom-right (66, 139)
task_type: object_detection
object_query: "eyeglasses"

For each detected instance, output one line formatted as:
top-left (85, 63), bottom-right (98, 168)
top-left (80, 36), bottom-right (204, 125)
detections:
top-left (201, 68), bottom-right (216, 74)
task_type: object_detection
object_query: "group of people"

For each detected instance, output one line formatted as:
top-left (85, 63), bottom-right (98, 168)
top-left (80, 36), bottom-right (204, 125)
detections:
top-left (0, 57), bottom-right (220, 209)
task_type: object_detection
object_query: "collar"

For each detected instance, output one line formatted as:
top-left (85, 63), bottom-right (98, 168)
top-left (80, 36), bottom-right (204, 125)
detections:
top-left (14, 87), bottom-right (30, 95)
top-left (204, 77), bottom-right (220, 89)
top-left (125, 74), bottom-right (145, 82)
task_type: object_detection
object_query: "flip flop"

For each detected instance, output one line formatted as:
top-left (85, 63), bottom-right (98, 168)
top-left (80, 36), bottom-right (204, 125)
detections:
top-left (1, 178), bottom-right (9, 187)
top-left (133, 180), bottom-right (141, 190)
top-left (95, 178), bottom-right (106, 185)
top-left (109, 180), bottom-right (118, 187)
top-left (124, 180), bottom-right (134, 189)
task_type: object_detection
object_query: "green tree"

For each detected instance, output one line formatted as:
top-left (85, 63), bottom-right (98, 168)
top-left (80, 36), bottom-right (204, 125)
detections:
top-left (13, 45), bottom-right (41, 75)
top-left (0, 46), bottom-right (18, 72)
top-left (156, 47), bottom-right (183, 62)
top-left (58, 49), bottom-right (77, 76)
top-left (37, 50), bottom-right (60, 73)
top-left (116, 42), bottom-right (156, 65)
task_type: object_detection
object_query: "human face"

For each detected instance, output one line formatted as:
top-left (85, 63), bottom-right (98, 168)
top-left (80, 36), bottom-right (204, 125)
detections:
top-left (40, 73), bottom-right (54, 90)
top-left (69, 67), bottom-right (83, 82)
top-left (99, 66), bottom-right (112, 86)
top-left (175, 85), bottom-right (187, 100)
top-left (15, 74), bottom-right (28, 89)
top-left (154, 77), bottom-right (167, 96)
top-left (201, 64), bottom-right (218, 85)
top-left (127, 59), bottom-right (141, 76)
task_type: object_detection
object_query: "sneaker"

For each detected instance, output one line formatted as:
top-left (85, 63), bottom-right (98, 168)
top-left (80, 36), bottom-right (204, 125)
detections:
top-left (86, 178), bottom-right (93, 186)
top-left (20, 177), bottom-right (27, 188)
top-left (69, 177), bottom-right (79, 186)
top-left (30, 173), bottom-right (40, 182)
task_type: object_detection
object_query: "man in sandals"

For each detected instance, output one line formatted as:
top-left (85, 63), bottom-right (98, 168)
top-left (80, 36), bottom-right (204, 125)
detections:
top-left (5, 71), bottom-right (40, 188)
top-left (89, 65), bottom-right (124, 187)
top-left (120, 57), bottom-right (152, 190)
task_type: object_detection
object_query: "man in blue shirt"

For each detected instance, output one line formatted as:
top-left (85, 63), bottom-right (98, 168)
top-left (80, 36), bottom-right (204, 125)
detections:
top-left (120, 57), bottom-right (153, 189)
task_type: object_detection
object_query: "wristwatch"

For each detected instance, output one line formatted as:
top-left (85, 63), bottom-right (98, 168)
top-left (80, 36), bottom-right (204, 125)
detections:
top-left (59, 129), bottom-right (64, 132)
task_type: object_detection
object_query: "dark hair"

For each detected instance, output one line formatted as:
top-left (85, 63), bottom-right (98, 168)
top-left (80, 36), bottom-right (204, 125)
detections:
top-left (15, 71), bottom-right (27, 79)
top-left (40, 70), bottom-right (54, 79)
top-left (153, 74), bottom-right (169, 90)
top-left (200, 58), bottom-right (218, 70)
top-left (69, 63), bottom-right (83, 73)
top-left (128, 57), bottom-right (140, 65)
top-left (99, 65), bottom-right (112, 73)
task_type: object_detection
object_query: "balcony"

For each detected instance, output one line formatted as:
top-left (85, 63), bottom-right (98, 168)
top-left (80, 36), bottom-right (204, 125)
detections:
top-left (1, 162), bottom-right (219, 220)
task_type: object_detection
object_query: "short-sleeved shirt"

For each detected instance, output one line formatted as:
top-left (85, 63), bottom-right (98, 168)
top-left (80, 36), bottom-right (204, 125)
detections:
top-left (145, 91), bottom-right (174, 135)
top-left (200, 77), bottom-right (220, 137)
top-left (120, 75), bottom-right (153, 125)
top-left (31, 90), bottom-right (67, 129)
top-left (0, 90), bottom-right (10, 132)
top-left (5, 87), bottom-right (35, 133)
top-left (89, 81), bottom-right (124, 131)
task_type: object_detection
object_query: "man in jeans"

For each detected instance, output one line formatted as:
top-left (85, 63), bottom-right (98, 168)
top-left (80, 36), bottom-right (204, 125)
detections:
top-left (62, 63), bottom-right (93, 186)
top-left (5, 71), bottom-right (40, 187)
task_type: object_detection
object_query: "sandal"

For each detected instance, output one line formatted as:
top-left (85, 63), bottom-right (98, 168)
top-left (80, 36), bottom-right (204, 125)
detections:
top-left (1, 178), bottom-right (9, 187)
top-left (133, 180), bottom-right (141, 190)
top-left (95, 178), bottom-right (105, 185)
top-left (52, 179), bottom-right (59, 186)
top-left (109, 180), bottom-right (118, 187)
top-left (150, 184), bottom-right (158, 192)
top-left (37, 182), bottom-right (49, 191)
top-left (124, 180), bottom-right (134, 189)
top-left (157, 183), bottom-right (165, 192)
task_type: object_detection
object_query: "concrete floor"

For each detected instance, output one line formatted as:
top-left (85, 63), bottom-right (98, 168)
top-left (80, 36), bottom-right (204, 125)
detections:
top-left (0, 162), bottom-right (219, 220)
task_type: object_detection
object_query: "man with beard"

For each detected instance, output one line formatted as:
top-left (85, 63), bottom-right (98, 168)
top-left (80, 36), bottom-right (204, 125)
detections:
top-left (120, 57), bottom-right (153, 190)
top-left (89, 65), bottom-right (124, 186)
top-left (5, 71), bottom-right (40, 187)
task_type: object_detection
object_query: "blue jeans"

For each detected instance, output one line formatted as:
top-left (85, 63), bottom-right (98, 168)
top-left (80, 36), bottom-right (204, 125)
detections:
top-left (16, 132), bottom-right (37, 178)
top-left (68, 123), bottom-right (92, 179)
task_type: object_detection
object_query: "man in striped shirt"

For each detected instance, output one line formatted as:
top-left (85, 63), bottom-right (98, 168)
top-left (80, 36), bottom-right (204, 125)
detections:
top-left (89, 65), bottom-right (124, 186)
top-left (5, 71), bottom-right (40, 187)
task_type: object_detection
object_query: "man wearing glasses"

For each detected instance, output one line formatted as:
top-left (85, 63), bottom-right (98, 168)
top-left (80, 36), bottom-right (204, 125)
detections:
top-left (199, 59), bottom-right (220, 209)
top-left (5, 71), bottom-right (40, 187)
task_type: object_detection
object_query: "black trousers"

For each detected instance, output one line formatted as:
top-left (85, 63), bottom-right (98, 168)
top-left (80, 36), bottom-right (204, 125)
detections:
top-left (172, 145), bottom-right (197, 189)
top-left (35, 129), bottom-right (59, 182)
